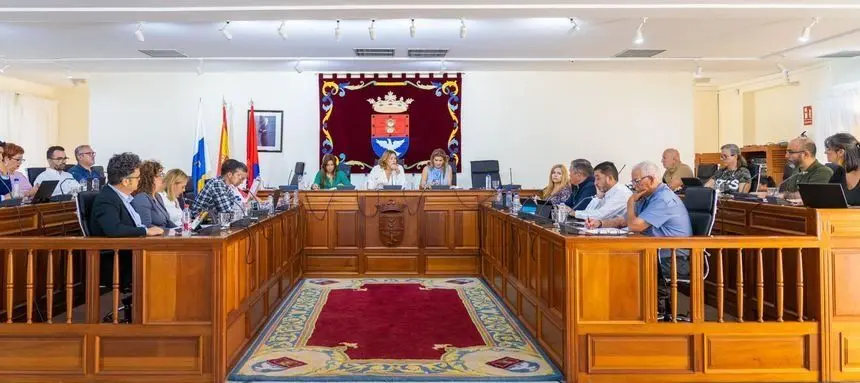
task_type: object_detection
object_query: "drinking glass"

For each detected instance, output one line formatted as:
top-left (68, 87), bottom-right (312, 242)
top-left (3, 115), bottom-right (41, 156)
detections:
top-left (218, 212), bottom-right (233, 229)
top-left (767, 187), bottom-right (779, 197)
top-left (492, 180), bottom-right (500, 189)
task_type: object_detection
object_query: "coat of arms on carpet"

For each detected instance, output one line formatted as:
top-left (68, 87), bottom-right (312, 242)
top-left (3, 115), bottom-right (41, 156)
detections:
top-left (228, 278), bottom-right (562, 382)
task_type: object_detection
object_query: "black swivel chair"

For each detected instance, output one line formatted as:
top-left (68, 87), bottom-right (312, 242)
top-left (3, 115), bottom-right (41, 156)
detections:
top-left (289, 162), bottom-right (306, 186)
top-left (75, 191), bottom-right (133, 323)
top-left (449, 163), bottom-right (458, 187)
top-left (470, 160), bottom-right (501, 188)
top-left (27, 167), bottom-right (47, 185)
top-left (337, 162), bottom-right (352, 179)
top-left (696, 163), bottom-right (718, 183)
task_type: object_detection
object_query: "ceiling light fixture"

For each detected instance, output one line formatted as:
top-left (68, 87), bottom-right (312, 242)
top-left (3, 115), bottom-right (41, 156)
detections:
top-left (335, 20), bottom-right (342, 41)
top-left (459, 18), bottom-right (467, 39)
top-left (798, 17), bottom-right (819, 43)
top-left (369, 19), bottom-right (376, 40)
top-left (569, 18), bottom-right (580, 33)
top-left (278, 21), bottom-right (288, 40)
top-left (410, 19), bottom-right (416, 38)
top-left (0, 64), bottom-right (9, 73)
top-left (693, 63), bottom-right (703, 78)
top-left (134, 22), bottom-right (145, 42)
top-left (777, 63), bottom-right (790, 82)
top-left (294, 59), bottom-right (303, 73)
top-left (634, 17), bottom-right (647, 45)
top-left (219, 21), bottom-right (232, 41)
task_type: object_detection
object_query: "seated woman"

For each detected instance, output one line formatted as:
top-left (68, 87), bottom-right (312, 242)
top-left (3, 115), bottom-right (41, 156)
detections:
top-left (159, 169), bottom-right (190, 226)
top-left (825, 132), bottom-right (860, 205)
top-left (704, 143), bottom-right (751, 193)
top-left (0, 143), bottom-right (35, 199)
top-left (131, 160), bottom-right (176, 229)
top-left (367, 150), bottom-right (406, 189)
top-left (540, 164), bottom-right (573, 205)
top-left (420, 149), bottom-right (453, 188)
top-left (311, 154), bottom-right (352, 190)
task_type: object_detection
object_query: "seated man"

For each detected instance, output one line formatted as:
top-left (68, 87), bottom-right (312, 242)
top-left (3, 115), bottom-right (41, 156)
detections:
top-left (781, 135), bottom-right (833, 199)
top-left (571, 161), bottom-right (631, 221)
top-left (90, 152), bottom-right (163, 238)
top-left (33, 146), bottom-right (81, 196)
top-left (191, 159), bottom-right (249, 216)
top-left (68, 144), bottom-right (103, 184)
top-left (565, 159), bottom-right (596, 210)
top-left (587, 161), bottom-right (692, 317)
top-left (661, 148), bottom-right (694, 191)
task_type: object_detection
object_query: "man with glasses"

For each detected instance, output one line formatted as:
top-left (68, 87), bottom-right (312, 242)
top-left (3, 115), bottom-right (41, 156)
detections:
top-left (68, 145), bottom-right (103, 184)
top-left (90, 152), bottom-right (163, 238)
top-left (781, 135), bottom-right (833, 199)
top-left (32, 146), bottom-right (81, 197)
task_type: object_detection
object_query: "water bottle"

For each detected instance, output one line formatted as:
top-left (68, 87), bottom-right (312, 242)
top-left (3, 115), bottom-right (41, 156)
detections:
top-left (181, 208), bottom-right (192, 237)
top-left (266, 196), bottom-right (274, 213)
top-left (485, 174), bottom-right (491, 189)
top-left (92, 177), bottom-right (100, 191)
top-left (282, 191), bottom-right (291, 208)
top-left (513, 190), bottom-right (521, 212)
top-left (293, 189), bottom-right (299, 207)
top-left (11, 179), bottom-right (20, 198)
top-left (505, 189), bottom-right (513, 209)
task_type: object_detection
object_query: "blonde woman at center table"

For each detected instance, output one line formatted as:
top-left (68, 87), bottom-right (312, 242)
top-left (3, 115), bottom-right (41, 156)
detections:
top-left (366, 150), bottom-right (406, 189)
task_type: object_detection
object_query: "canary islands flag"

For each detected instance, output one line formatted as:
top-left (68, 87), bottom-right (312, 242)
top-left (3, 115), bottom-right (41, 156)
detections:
top-left (191, 99), bottom-right (212, 193)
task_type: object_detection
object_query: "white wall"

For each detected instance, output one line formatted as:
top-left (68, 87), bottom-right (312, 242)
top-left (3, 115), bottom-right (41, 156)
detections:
top-left (89, 71), bottom-right (695, 188)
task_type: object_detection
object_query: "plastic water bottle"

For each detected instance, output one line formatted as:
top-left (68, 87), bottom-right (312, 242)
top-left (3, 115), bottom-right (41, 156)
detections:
top-left (293, 189), bottom-right (299, 207)
top-left (92, 177), bottom-right (100, 191)
top-left (485, 174), bottom-right (491, 189)
top-left (266, 196), bottom-right (274, 213)
top-left (181, 208), bottom-right (192, 237)
top-left (10, 179), bottom-right (20, 198)
top-left (282, 191), bottom-right (291, 208)
top-left (513, 190), bottom-right (521, 212)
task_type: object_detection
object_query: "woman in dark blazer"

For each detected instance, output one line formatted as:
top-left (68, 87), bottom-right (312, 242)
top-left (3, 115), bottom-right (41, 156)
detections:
top-left (131, 160), bottom-right (176, 229)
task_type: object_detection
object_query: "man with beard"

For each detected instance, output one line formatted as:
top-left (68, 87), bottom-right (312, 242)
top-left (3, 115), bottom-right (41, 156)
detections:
top-left (781, 135), bottom-right (832, 199)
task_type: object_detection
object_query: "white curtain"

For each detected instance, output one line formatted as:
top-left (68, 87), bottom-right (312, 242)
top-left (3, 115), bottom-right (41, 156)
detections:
top-left (0, 91), bottom-right (59, 171)
top-left (814, 85), bottom-right (860, 161)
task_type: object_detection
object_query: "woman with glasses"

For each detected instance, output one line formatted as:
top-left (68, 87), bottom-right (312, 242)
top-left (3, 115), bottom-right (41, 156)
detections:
top-left (131, 160), bottom-right (176, 229)
top-left (0, 143), bottom-right (35, 199)
top-left (825, 133), bottom-right (860, 205)
top-left (540, 164), bottom-right (572, 205)
top-left (704, 143), bottom-right (751, 193)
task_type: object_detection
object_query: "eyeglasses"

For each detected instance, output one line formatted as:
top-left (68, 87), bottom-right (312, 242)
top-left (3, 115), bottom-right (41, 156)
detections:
top-left (50, 157), bottom-right (68, 161)
top-left (720, 154), bottom-right (736, 160)
top-left (632, 175), bottom-right (652, 185)
top-left (10, 157), bottom-right (24, 163)
top-left (79, 152), bottom-right (95, 157)
top-left (787, 150), bottom-right (806, 155)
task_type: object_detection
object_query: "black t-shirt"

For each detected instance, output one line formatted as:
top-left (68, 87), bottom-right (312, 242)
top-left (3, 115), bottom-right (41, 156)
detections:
top-left (830, 166), bottom-right (860, 206)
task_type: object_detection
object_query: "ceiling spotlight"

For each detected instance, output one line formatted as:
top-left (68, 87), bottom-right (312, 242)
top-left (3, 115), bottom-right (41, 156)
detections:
top-left (0, 64), bottom-right (8, 73)
top-left (335, 20), bottom-right (342, 41)
top-left (569, 18), bottom-right (581, 33)
top-left (777, 63), bottom-right (791, 82)
top-left (134, 22), bottom-right (145, 42)
top-left (66, 68), bottom-right (73, 79)
top-left (798, 17), bottom-right (819, 43)
top-left (459, 18), bottom-right (467, 39)
top-left (294, 60), bottom-right (303, 74)
top-left (278, 21), bottom-right (288, 40)
top-left (634, 17), bottom-right (647, 45)
top-left (693, 64), bottom-right (703, 78)
top-left (369, 19), bottom-right (376, 40)
top-left (219, 21), bottom-right (232, 41)
top-left (196, 59), bottom-right (203, 76)
top-left (410, 19), bottom-right (416, 38)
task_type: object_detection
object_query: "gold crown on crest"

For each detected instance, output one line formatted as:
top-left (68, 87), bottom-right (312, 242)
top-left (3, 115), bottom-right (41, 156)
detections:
top-left (367, 91), bottom-right (413, 113)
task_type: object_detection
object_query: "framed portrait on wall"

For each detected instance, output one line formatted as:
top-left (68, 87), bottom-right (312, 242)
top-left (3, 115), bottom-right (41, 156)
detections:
top-left (252, 110), bottom-right (284, 153)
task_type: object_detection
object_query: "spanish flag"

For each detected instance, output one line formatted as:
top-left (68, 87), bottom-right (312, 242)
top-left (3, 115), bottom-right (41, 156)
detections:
top-left (216, 100), bottom-right (229, 175)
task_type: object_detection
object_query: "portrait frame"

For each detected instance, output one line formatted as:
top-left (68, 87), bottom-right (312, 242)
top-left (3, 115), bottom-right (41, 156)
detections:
top-left (251, 110), bottom-right (284, 153)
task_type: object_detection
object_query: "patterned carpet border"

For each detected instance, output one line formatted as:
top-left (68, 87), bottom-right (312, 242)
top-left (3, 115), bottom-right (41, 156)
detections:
top-left (227, 278), bottom-right (563, 382)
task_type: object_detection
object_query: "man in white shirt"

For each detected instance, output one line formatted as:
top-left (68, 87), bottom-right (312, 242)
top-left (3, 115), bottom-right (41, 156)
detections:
top-left (572, 161), bottom-right (632, 221)
top-left (32, 146), bottom-right (81, 197)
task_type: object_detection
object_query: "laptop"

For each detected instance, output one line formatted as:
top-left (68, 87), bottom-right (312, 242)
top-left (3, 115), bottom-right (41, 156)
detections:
top-left (681, 177), bottom-right (704, 187)
top-left (798, 183), bottom-right (849, 208)
top-left (520, 198), bottom-right (553, 219)
top-left (31, 180), bottom-right (59, 204)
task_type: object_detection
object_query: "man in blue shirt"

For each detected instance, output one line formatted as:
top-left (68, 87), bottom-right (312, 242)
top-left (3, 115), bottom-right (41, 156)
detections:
top-left (565, 159), bottom-right (596, 210)
top-left (587, 161), bottom-right (692, 318)
top-left (68, 145), bottom-right (103, 185)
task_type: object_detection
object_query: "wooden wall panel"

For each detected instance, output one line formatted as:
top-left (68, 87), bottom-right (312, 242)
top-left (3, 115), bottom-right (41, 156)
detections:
top-left (832, 249), bottom-right (860, 318)
top-left (578, 250), bottom-right (644, 322)
top-left (365, 255), bottom-right (419, 274)
top-left (362, 196), bottom-right (421, 250)
top-left (98, 336), bottom-right (201, 374)
top-left (586, 335), bottom-right (693, 373)
top-left (454, 210), bottom-right (479, 250)
top-left (839, 332), bottom-right (860, 373)
top-left (334, 211), bottom-right (359, 249)
top-left (144, 250), bottom-right (212, 324)
top-left (423, 210), bottom-right (450, 249)
top-left (305, 213), bottom-right (330, 249)
top-left (305, 255), bottom-right (359, 273)
top-left (704, 335), bottom-right (812, 372)
top-left (425, 256), bottom-right (478, 274)
top-left (0, 336), bottom-right (84, 373)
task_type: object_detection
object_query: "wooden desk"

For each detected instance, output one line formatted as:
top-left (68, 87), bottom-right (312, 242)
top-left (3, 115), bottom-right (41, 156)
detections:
top-left (0, 201), bottom-right (80, 237)
top-left (481, 205), bottom-right (860, 383)
top-left (301, 190), bottom-right (495, 276)
top-left (0, 207), bottom-right (302, 382)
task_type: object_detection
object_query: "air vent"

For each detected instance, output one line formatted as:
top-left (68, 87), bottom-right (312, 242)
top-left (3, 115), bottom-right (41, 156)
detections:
top-left (614, 49), bottom-right (666, 58)
top-left (407, 49), bottom-right (449, 58)
top-left (818, 50), bottom-right (860, 58)
top-left (694, 77), bottom-right (711, 84)
top-left (353, 48), bottom-right (396, 57)
top-left (138, 49), bottom-right (187, 58)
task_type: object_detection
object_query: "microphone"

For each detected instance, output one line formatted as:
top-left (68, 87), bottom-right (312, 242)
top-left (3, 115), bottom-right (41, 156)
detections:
top-left (775, 171), bottom-right (801, 193)
top-left (56, 177), bottom-right (79, 195)
top-left (755, 163), bottom-right (764, 192)
top-left (286, 169), bottom-right (294, 186)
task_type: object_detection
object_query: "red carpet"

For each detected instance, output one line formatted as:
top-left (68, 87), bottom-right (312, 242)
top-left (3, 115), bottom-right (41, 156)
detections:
top-left (306, 283), bottom-right (485, 359)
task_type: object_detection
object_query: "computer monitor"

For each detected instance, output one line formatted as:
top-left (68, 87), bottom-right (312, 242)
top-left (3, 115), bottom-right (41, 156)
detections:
top-left (32, 180), bottom-right (59, 204)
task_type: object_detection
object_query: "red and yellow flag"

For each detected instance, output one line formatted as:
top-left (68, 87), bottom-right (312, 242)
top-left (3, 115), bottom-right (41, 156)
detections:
top-left (217, 100), bottom-right (230, 175)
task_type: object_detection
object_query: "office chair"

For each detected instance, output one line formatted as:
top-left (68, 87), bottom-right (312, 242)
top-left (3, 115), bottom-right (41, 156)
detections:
top-left (289, 162), bottom-right (306, 186)
top-left (470, 160), bottom-right (501, 188)
top-left (660, 186), bottom-right (717, 321)
top-left (27, 167), bottom-right (47, 185)
top-left (75, 191), bottom-right (133, 323)
top-left (337, 162), bottom-right (352, 179)
top-left (449, 162), bottom-right (458, 186)
top-left (696, 163), bottom-right (717, 182)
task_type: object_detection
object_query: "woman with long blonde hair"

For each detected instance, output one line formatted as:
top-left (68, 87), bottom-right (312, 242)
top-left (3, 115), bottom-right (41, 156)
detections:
top-left (420, 148), bottom-right (452, 188)
top-left (541, 164), bottom-right (572, 205)
top-left (159, 169), bottom-right (190, 226)
top-left (367, 150), bottom-right (406, 189)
